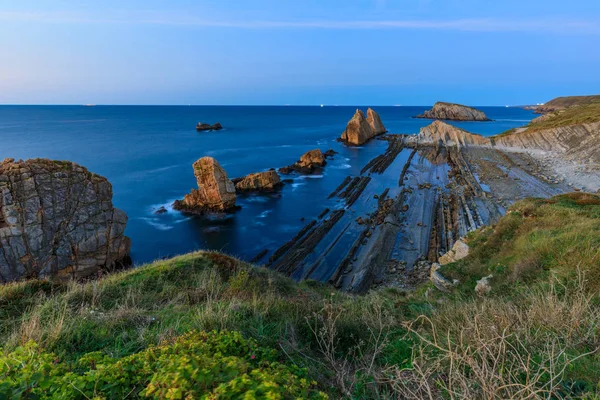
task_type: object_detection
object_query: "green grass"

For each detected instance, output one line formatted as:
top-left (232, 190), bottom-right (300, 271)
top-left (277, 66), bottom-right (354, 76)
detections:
top-left (1, 193), bottom-right (600, 398)
top-left (497, 101), bottom-right (600, 137)
top-left (525, 102), bottom-right (600, 131)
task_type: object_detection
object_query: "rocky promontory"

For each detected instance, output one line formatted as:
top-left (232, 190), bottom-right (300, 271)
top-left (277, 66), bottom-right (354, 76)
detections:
top-left (417, 120), bottom-right (490, 148)
top-left (173, 157), bottom-right (237, 214)
top-left (0, 158), bottom-right (131, 282)
top-left (279, 149), bottom-right (330, 174)
top-left (233, 170), bottom-right (282, 193)
top-left (196, 122), bottom-right (223, 131)
top-left (340, 108), bottom-right (387, 145)
top-left (415, 102), bottom-right (491, 121)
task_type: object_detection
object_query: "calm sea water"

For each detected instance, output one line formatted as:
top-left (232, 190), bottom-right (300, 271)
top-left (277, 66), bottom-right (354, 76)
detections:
top-left (0, 105), bottom-right (535, 264)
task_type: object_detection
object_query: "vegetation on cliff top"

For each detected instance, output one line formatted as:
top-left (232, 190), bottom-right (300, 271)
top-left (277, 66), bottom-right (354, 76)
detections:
top-left (1, 192), bottom-right (599, 398)
top-left (526, 102), bottom-right (600, 131)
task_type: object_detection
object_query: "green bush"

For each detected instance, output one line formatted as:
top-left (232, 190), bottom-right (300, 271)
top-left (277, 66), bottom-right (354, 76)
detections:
top-left (0, 330), bottom-right (326, 399)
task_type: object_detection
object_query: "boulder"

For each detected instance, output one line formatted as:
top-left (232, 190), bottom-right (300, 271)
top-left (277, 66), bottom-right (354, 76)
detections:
top-left (234, 170), bottom-right (282, 192)
top-left (0, 158), bottom-right (131, 282)
top-left (430, 263), bottom-right (459, 292)
top-left (475, 275), bottom-right (493, 296)
top-left (415, 102), bottom-right (491, 121)
top-left (341, 109), bottom-right (382, 145)
top-left (439, 239), bottom-right (470, 265)
top-left (279, 149), bottom-right (327, 174)
top-left (173, 157), bottom-right (237, 214)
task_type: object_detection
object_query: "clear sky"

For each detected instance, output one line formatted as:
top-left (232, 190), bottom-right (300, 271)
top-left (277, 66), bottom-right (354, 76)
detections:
top-left (1, 0), bottom-right (599, 105)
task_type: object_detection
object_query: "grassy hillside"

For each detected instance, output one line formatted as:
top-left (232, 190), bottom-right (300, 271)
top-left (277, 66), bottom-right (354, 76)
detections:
top-left (1, 193), bottom-right (600, 398)
top-left (497, 101), bottom-right (600, 137)
top-left (537, 94), bottom-right (600, 113)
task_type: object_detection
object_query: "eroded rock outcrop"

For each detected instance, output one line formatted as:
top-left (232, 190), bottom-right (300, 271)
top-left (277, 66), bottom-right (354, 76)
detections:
top-left (173, 157), bottom-right (237, 214)
top-left (341, 108), bottom-right (386, 145)
top-left (196, 122), bottom-right (223, 131)
top-left (0, 158), bottom-right (131, 282)
top-left (415, 102), bottom-right (491, 121)
top-left (417, 121), bottom-right (490, 148)
top-left (439, 239), bottom-right (470, 265)
top-left (279, 149), bottom-right (330, 174)
top-left (233, 170), bottom-right (282, 192)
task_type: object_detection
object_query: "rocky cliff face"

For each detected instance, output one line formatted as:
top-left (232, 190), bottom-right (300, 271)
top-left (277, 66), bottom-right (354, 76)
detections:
top-left (234, 170), bottom-right (282, 192)
top-left (494, 122), bottom-right (600, 164)
top-left (0, 158), bottom-right (130, 282)
top-left (417, 121), bottom-right (490, 148)
top-left (341, 108), bottom-right (386, 145)
top-left (173, 157), bottom-right (237, 214)
top-left (415, 102), bottom-right (491, 121)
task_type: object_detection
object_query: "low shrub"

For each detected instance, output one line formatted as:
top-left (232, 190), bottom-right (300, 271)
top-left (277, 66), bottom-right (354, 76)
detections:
top-left (0, 330), bottom-right (326, 399)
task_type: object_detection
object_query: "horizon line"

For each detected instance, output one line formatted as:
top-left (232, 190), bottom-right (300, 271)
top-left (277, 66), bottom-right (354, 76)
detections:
top-left (1, 11), bottom-right (599, 34)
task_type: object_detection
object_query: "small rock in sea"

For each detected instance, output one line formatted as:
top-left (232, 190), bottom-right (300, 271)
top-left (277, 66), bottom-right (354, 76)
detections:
top-left (154, 206), bottom-right (167, 215)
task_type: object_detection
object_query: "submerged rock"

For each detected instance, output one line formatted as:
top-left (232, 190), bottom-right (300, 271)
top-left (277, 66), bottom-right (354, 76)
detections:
top-left (234, 170), bottom-right (282, 193)
top-left (196, 122), bottom-right (223, 131)
top-left (0, 158), bottom-right (131, 282)
top-left (415, 102), bottom-right (491, 121)
top-left (341, 108), bottom-right (386, 145)
top-left (173, 157), bottom-right (237, 214)
top-left (279, 149), bottom-right (327, 174)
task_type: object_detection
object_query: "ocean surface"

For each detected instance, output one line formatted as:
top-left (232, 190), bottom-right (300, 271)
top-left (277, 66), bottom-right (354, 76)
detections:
top-left (0, 105), bottom-right (536, 264)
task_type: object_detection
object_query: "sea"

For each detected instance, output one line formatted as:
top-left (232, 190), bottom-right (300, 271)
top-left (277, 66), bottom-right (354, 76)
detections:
top-left (0, 105), bottom-right (536, 264)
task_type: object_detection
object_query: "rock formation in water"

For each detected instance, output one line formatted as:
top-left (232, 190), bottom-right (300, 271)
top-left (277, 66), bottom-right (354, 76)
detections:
top-left (233, 170), bottom-right (282, 192)
top-left (173, 157), bottom-right (237, 214)
top-left (417, 121), bottom-right (490, 148)
top-left (415, 102), bottom-right (491, 121)
top-left (341, 108), bottom-right (386, 145)
top-left (0, 158), bottom-right (131, 282)
top-left (196, 122), bottom-right (223, 131)
top-left (367, 108), bottom-right (387, 135)
top-left (279, 149), bottom-right (329, 174)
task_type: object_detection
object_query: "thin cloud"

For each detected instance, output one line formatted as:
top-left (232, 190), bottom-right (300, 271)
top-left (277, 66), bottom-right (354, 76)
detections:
top-left (0, 11), bottom-right (598, 34)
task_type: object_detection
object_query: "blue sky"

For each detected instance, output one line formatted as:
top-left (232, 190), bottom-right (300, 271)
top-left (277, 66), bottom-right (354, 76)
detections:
top-left (1, 0), bottom-right (599, 105)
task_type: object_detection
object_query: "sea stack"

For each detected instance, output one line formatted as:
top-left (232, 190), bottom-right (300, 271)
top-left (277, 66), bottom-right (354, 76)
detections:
top-left (279, 149), bottom-right (328, 174)
top-left (415, 102), bottom-right (491, 121)
top-left (173, 157), bottom-right (237, 213)
top-left (0, 158), bottom-right (131, 282)
top-left (341, 108), bottom-right (386, 145)
top-left (234, 170), bottom-right (282, 192)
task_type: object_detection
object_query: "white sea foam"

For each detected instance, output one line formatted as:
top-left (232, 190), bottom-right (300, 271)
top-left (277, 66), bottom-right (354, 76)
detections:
top-left (331, 164), bottom-right (351, 170)
top-left (139, 217), bottom-right (174, 231)
top-left (297, 174), bottom-right (324, 179)
top-left (258, 210), bottom-right (272, 218)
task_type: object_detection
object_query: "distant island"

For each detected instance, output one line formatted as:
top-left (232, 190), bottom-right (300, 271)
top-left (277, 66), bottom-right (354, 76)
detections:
top-left (414, 101), bottom-right (491, 121)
